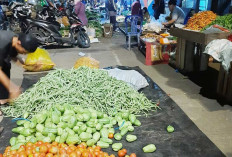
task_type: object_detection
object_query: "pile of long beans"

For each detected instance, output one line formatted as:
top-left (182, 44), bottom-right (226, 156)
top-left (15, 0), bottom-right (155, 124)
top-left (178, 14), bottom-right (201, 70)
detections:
top-left (1, 67), bottom-right (159, 118)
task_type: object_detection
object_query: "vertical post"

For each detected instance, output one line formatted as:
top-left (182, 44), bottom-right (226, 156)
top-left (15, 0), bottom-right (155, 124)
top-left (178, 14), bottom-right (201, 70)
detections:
top-left (195, 0), bottom-right (200, 12)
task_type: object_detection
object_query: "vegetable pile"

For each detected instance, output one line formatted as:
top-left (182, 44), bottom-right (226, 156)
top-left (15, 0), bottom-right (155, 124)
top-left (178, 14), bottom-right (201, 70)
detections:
top-left (185, 11), bottom-right (217, 31)
top-left (88, 21), bottom-right (103, 38)
top-left (202, 14), bottom-right (232, 31)
top-left (9, 104), bottom-right (141, 151)
top-left (1, 67), bottom-right (159, 118)
top-left (86, 11), bottom-right (103, 38)
top-left (3, 141), bottom-right (116, 157)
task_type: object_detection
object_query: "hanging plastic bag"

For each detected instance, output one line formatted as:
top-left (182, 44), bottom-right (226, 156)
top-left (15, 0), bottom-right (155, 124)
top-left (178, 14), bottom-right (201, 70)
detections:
top-left (62, 16), bottom-right (70, 27)
top-left (23, 48), bottom-right (55, 72)
top-left (74, 57), bottom-right (99, 69)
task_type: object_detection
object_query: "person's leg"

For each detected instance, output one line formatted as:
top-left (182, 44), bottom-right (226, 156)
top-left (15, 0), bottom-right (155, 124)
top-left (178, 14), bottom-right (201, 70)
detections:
top-left (112, 15), bottom-right (117, 31)
top-left (0, 65), bottom-right (10, 104)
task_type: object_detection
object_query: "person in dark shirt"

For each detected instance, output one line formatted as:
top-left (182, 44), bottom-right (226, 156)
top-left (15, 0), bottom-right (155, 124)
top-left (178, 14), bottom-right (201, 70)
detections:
top-left (131, 0), bottom-right (141, 15)
top-left (0, 31), bottom-right (38, 105)
top-left (152, 0), bottom-right (165, 20)
top-left (106, 0), bottom-right (117, 31)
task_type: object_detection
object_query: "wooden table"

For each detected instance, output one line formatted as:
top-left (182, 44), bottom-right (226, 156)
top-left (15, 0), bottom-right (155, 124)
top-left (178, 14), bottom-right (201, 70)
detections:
top-left (169, 28), bottom-right (230, 72)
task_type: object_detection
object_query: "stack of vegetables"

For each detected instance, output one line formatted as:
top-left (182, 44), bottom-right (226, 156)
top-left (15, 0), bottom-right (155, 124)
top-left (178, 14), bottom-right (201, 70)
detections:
top-left (86, 11), bottom-right (103, 38)
top-left (10, 105), bottom-right (141, 149)
top-left (202, 14), bottom-right (232, 31)
top-left (3, 142), bottom-right (116, 157)
top-left (1, 67), bottom-right (159, 118)
top-left (185, 11), bottom-right (217, 31)
top-left (88, 21), bottom-right (103, 38)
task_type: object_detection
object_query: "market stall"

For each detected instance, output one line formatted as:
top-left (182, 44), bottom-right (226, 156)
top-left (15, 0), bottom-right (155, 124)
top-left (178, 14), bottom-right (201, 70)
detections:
top-left (138, 32), bottom-right (177, 65)
top-left (169, 11), bottom-right (232, 72)
top-left (0, 66), bottom-right (225, 156)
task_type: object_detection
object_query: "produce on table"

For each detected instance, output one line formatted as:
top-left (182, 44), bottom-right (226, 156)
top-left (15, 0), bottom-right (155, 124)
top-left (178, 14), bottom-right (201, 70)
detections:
top-left (118, 149), bottom-right (127, 157)
top-left (202, 14), bottom-right (232, 31)
top-left (143, 144), bottom-right (157, 153)
top-left (112, 143), bottom-right (123, 151)
top-left (126, 135), bottom-right (137, 142)
top-left (88, 21), bottom-right (103, 38)
top-left (130, 153), bottom-right (137, 157)
top-left (185, 11), bottom-right (217, 31)
top-left (167, 125), bottom-right (175, 133)
top-left (3, 141), bottom-right (116, 157)
top-left (9, 104), bottom-right (141, 149)
top-left (1, 67), bottom-right (159, 118)
top-left (114, 133), bottom-right (122, 141)
top-left (74, 57), bottom-right (100, 69)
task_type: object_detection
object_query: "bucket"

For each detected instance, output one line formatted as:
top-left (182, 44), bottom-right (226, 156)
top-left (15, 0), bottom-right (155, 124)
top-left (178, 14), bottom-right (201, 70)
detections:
top-left (103, 23), bottom-right (113, 38)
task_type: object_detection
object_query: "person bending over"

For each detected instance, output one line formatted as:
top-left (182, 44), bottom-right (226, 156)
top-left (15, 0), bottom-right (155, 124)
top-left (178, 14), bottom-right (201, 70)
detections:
top-left (0, 31), bottom-right (38, 105)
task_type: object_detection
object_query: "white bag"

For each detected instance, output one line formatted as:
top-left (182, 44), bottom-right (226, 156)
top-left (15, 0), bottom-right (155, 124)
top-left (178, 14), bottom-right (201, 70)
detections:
top-left (107, 68), bottom-right (149, 90)
top-left (204, 39), bottom-right (232, 72)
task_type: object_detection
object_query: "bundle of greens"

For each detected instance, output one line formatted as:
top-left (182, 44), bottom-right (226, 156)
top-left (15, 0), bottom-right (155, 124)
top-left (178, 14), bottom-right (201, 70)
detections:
top-left (88, 21), bottom-right (103, 38)
top-left (202, 14), bottom-right (232, 31)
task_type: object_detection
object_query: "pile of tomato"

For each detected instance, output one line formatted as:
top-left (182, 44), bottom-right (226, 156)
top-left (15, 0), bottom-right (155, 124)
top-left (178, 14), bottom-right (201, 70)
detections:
top-left (1, 142), bottom-right (137, 157)
top-left (1, 141), bottom-right (115, 157)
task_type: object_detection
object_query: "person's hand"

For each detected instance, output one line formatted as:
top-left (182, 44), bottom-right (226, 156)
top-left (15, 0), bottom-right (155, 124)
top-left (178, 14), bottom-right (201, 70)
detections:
top-left (162, 22), bottom-right (168, 26)
top-left (9, 86), bottom-right (22, 102)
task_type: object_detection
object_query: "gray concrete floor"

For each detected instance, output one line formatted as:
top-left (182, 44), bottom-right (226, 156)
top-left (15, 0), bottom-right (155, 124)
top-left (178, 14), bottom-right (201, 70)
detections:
top-left (6, 32), bottom-right (232, 156)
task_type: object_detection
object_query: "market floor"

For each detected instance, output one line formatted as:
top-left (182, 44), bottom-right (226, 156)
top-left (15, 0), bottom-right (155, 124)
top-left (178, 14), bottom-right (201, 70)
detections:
top-left (6, 32), bottom-right (232, 156)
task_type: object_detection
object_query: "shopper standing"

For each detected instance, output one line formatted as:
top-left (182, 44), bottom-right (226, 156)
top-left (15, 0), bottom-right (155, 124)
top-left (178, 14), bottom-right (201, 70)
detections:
top-left (162, 0), bottom-right (185, 26)
top-left (131, 0), bottom-right (141, 15)
top-left (106, 0), bottom-right (117, 31)
top-left (74, 0), bottom-right (88, 26)
top-left (152, 0), bottom-right (165, 20)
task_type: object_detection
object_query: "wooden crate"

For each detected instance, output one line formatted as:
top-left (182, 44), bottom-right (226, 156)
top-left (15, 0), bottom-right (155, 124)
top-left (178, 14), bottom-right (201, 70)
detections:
top-left (169, 28), bottom-right (230, 72)
top-left (217, 63), bottom-right (232, 103)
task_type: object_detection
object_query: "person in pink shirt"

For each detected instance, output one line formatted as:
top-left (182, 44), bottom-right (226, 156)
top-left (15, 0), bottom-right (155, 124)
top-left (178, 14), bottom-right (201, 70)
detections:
top-left (74, 0), bottom-right (88, 26)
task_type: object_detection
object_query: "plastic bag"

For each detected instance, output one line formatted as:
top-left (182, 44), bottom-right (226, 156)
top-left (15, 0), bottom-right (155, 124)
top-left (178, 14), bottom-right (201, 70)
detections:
top-left (23, 48), bottom-right (55, 72)
top-left (107, 68), bottom-right (149, 90)
top-left (204, 39), bottom-right (232, 72)
top-left (74, 57), bottom-right (99, 69)
top-left (62, 16), bottom-right (70, 27)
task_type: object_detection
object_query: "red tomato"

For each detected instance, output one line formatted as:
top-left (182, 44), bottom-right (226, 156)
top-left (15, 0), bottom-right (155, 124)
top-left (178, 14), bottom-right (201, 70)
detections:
top-left (59, 148), bottom-right (66, 154)
top-left (39, 145), bottom-right (48, 153)
top-left (69, 152), bottom-right (77, 157)
top-left (26, 149), bottom-right (33, 155)
top-left (60, 153), bottom-right (68, 157)
top-left (75, 150), bottom-right (82, 157)
top-left (48, 146), bottom-right (58, 154)
top-left (118, 150), bottom-right (126, 157)
top-left (45, 153), bottom-right (53, 157)
top-left (36, 141), bottom-right (43, 146)
top-left (130, 153), bottom-right (136, 157)
top-left (33, 153), bottom-right (40, 157)
top-left (18, 152), bottom-right (27, 157)
top-left (66, 148), bottom-right (73, 155)
top-left (121, 149), bottom-right (127, 154)
top-left (26, 143), bottom-right (33, 147)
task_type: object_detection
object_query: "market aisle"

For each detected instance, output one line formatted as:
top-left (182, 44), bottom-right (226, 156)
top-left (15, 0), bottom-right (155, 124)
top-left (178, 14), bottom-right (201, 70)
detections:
top-left (9, 32), bottom-right (232, 156)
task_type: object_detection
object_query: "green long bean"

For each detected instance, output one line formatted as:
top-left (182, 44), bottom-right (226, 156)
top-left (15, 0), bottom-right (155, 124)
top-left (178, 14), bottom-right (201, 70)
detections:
top-left (1, 67), bottom-right (159, 118)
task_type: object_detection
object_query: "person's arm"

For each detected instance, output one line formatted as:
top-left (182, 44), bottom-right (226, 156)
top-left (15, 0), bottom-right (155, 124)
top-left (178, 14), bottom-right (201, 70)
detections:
top-left (0, 68), bottom-right (21, 101)
top-left (162, 9), bottom-right (177, 25)
top-left (162, 19), bottom-right (176, 25)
